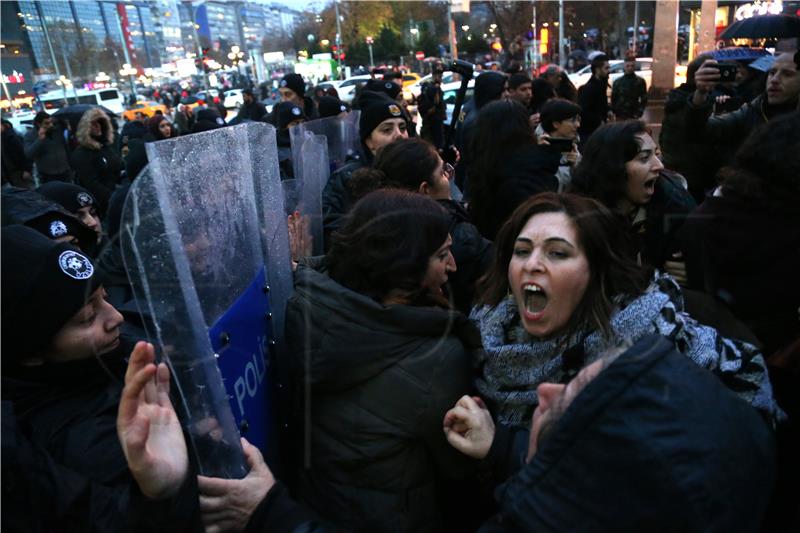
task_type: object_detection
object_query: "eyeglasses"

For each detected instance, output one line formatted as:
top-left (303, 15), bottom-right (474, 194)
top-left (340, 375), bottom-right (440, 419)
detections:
top-left (442, 162), bottom-right (454, 180)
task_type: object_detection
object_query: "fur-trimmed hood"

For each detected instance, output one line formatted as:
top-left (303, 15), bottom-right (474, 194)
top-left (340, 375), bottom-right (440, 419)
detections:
top-left (76, 108), bottom-right (114, 150)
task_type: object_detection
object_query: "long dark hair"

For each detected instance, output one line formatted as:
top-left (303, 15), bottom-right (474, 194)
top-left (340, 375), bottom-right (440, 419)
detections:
top-left (569, 120), bottom-right (648, 208)
top-left (327, 189), bottom-right (450, 303)
top-left (476, 192), bottom-right (650, 340)
top-left (719, 111), bottom-right (800, 207)
top-left (347, 138), bottom-right (440, 201)
top-left (468, 99), bottom-right (534, 233)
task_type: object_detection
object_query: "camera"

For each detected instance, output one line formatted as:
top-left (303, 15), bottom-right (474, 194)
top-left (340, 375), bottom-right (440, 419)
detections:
top-left (446, 59), bottom-right (475, 78)
top-left (716, 62), bottom-right (738, 83)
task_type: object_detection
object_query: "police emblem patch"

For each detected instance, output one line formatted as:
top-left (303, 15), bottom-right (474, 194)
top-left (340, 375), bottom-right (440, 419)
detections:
top-left (385, 82), bottom-right (393, 89)
top-left (291, 106), bottom-right (301, 116)
top-left (49, 220), bottom-right (68, 237)
top-left (388, 104), bottom-right (401, 116)
top-left (58, 250), bottom-right (94, 280)
top-left (76, 192), bottom-right (93, 207)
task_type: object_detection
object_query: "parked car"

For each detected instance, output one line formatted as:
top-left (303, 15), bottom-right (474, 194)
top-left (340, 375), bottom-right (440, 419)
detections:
top-left (336, 75), bottom-right (372, 104)
top-left (5, 109), bottom-right (37, 134)
top-left (405, 71), bottom-right (477, 102)
top-left (121, 100), bottom-right (168, 121)
top-left (567, 58), bottom-right (686, 95)
top-left (441, 79), bottom-right (476, 126)
top-left (223, 89), bottom-right (244, 108)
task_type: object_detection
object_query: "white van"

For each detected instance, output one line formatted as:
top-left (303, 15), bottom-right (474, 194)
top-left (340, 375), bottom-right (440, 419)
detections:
top-left (38, 88), bottom-right (126, 115)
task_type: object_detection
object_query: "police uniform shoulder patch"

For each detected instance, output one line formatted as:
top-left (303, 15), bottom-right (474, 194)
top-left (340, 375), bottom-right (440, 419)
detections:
top-left (76, 192), bottom-right (93, 207)
top-left (340, 104), bottom-right (347, 112)
top-left (58, 250), bottom-right (94, 280)
top-left (385, 82), bottom-right (393, 89)
top-left (49, 220), bottom-right (68, 237)
top-left (216, 117), bottom-right (224, 125)
top-left (291, 106), bottom-right (302, 116)
top-left (388, 104), bottom-right (401, 116)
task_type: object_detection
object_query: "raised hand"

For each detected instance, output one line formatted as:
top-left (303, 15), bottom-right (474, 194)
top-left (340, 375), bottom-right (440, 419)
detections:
top-left (693, 59), bottom-right (721, 105)
top-left (198, 438), bottom-right (276, 533)
top-left (117, 341), bottom-right (189, 499)
top-left (288, 210), bottom-right (313, 267)
top-left (443, 395), bottom-right (495, 459)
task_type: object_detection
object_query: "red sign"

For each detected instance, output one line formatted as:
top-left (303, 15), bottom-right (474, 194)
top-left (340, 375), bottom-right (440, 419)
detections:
top-left (116, 3), bottom-right (140, 70)
top-left (415, 51), bottom-right (425, 60)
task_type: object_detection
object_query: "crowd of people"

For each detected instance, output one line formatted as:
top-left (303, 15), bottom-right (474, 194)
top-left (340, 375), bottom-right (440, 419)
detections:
top-left (1, 45), bottom-right (799, 532)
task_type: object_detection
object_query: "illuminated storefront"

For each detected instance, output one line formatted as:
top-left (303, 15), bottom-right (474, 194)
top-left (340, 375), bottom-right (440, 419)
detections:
top-left (685, 0), bottom-right (799, 60)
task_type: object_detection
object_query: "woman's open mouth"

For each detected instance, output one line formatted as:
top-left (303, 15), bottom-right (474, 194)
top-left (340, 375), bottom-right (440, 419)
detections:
top-left (522, 283), bottom-right (548, 321)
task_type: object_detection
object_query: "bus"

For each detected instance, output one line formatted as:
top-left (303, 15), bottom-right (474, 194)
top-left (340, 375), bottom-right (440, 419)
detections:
top-left (38, 87), bottom-right (126, 115)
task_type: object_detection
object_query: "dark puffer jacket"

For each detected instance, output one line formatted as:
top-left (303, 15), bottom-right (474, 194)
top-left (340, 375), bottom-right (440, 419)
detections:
top-left (483, 334), bottom-right (775, 532)
top-left (281, 259), bottom-right (481, 532)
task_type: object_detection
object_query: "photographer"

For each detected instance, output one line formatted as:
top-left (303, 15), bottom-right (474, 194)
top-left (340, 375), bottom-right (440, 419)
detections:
top-left (418, 65), bottom-right (447, 149)
top-left (24, 112), bottom-right (73, 183)
top-left (686, 51), bottom-right (799, 151)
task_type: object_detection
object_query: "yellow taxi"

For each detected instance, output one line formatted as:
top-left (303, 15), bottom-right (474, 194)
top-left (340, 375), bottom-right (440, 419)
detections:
top-left (122, 100), bottom-right (168, 121)
top-left (401, 73), bottom-right (421, 88)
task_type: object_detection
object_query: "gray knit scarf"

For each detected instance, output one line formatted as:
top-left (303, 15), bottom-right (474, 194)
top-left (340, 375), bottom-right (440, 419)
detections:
top-left (470, 274), bottom-right (779, 427)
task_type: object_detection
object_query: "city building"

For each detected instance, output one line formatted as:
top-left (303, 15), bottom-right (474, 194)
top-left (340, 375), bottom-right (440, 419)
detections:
top-left (2, 0), bottom-right (305, 86)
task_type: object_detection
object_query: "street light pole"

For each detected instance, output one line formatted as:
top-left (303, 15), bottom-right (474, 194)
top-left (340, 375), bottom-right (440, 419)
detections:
top-left (558, 0), bottom-right (566, 68)
top-left (334, 0), bottom-right (343, 77)
top-left (366, 36), bottom-right (374, 68)
top-left (632, 0), bottom-right (640, 54)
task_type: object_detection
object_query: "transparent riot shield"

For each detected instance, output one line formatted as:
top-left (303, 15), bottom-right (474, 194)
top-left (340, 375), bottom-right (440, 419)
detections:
top-left (120, 122), bottom-right (292, 479)
top-left (296, 134), bottom-right (328, 255)
top-left (289, 110), bottom-right (361, 177)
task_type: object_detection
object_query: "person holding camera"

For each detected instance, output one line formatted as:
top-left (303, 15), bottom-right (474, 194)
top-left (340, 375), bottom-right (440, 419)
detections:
top-left (23, 111), bottom-right (73, 183)
top-left (686, 50), bottom-right (800, 152)
top-left (418, 66), bottom-right (447, 149)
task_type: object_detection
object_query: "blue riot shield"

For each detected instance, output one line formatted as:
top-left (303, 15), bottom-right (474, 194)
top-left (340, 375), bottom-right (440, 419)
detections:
top-left (120, 122), bottom-right (292, 479)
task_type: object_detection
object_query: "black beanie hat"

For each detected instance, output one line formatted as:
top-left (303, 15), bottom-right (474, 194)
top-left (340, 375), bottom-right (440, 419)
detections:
top-left (191, 107), bottom-right (226, 133)
top-left (364, 78), bottom-right (402, 100)
top-left (318, 96), bottom-right (350, 118)
top-left (37, 182), bottom-right (97, 214)
top-left (359, 93), bottom-right (405, 141)
top-left (2, 187), bottom-right (97, 257)
top-left (1, 225), bottom-right (102, 363)
top-left (475, 71), bottom-right (508, 109)
top-left (274, 101), bottom-right (305, 130)
top-left (280, 73), bottom-right (306, 99)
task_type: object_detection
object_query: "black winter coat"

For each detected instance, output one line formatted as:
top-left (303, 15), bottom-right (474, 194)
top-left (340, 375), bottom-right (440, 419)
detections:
top-left (70, 142), bottom-right (123, 216)
top-left (577, 76), bottom-right (609, 141)
top-left (281, 260), bottom-right (481, 532)
top-left (482, 334), bottom-right (775, 532)
top-left (471, 144), bottom-right (560, 240)
top-left (321, 156), bottom-right (367, 247)
top-left (678, 193), bottom-right (800, 355)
